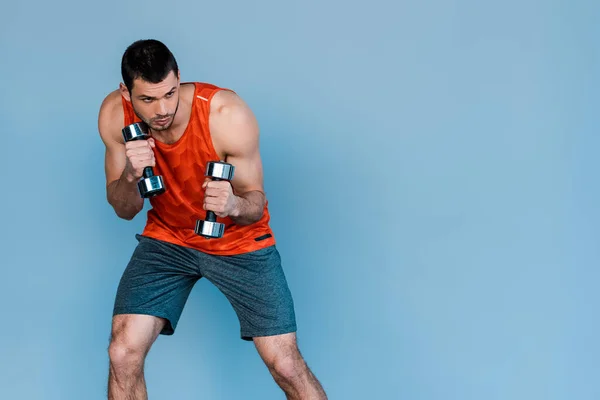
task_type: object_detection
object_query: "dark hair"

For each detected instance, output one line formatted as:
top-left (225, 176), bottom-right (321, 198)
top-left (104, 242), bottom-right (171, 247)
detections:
top-left (121, 39), bottom-right (179, 92)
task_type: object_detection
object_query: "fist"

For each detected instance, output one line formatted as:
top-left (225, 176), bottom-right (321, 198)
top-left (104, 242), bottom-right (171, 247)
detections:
top-left (202, 178), bottom-right (238, 218)
top-left (124, 138), bottom-right (156, 181)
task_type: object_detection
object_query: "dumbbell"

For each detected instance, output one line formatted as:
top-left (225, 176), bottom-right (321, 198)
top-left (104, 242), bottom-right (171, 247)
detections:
top-left (121, 122), bottom-right (166, 198)
top-left (195, 161), bottom-right (235, 239)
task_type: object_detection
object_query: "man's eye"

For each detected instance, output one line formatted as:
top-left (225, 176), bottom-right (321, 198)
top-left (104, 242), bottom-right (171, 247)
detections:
top-left (143, 98), bottom-right (152, 103)
top-left (166, 92), bottom-right (174, 97)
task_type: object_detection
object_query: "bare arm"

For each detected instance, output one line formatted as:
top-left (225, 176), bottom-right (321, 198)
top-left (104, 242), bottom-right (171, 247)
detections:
top-left (97, 92), bottom-right (145, 220)
top-left (206, 90), bottom-right (267, 225)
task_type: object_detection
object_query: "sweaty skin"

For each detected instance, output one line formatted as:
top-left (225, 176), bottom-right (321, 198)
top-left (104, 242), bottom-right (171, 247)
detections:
top-left (97, 71), bottom-right (266, 225)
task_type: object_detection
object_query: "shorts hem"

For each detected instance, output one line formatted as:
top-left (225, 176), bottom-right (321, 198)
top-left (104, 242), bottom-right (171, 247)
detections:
top-left (113, 307), bottom-right (177, 335)
top-left (240, 324), bottom-right (298, 341)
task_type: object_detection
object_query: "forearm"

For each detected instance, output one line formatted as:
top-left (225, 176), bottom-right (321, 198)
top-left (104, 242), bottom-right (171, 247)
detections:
top-left (230, 191), bottom-right (266, 225)
top-left (107, 173), bottom-right (144, 220)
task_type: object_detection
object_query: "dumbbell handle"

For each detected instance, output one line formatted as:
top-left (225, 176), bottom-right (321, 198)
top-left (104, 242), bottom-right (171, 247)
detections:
top-left (205, 211), bottom-right (217, 222)
top-left (142, 166), bottom-right (155, 179)
top-left (205, 177), bottom-right (224, 222)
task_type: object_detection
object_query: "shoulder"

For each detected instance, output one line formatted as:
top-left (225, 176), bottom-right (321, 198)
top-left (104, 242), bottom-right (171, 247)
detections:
top-left (98, 89), bottom-right (125, 145)
top-left (208, 88), bottom-right (260, 156)
top-left (209, 89), bottom-right (257, 129)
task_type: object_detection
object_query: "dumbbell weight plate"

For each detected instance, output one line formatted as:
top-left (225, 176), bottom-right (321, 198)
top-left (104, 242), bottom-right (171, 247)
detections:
top-left (195, 220), bottom-right (225, 239)
top-left (206, 162), bottom-right (235, 180)
top-left (122, 122), bottom-right (150, 141)
top-left (139, 176), bottom-right (166, 197)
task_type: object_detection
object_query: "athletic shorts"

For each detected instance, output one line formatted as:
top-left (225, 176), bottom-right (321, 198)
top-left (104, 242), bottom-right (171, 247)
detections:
top-left (112, 234), bottom-right (297, 341)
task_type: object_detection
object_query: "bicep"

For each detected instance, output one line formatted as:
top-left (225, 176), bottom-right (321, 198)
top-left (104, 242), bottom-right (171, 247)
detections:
top-left (226, 144), bottom-right (264, 196)
top-left (98, 98), bottom-right (126, 187)
top-left (211, 93), bottom-right (265, 196)
top-left (103, 140), bottom-right (126, 187)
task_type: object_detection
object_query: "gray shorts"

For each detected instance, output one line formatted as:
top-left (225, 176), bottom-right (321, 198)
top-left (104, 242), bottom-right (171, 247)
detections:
top-left (113, 234), bottom-right (297, 341)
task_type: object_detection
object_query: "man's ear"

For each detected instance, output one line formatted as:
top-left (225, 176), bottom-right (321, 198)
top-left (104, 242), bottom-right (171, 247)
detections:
top-left (119, 83), bottom-right (131, 102)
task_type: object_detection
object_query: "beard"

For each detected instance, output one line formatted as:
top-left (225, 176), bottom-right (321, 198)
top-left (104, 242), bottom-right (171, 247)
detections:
top-left (133, 99), bottom-right (180, 132)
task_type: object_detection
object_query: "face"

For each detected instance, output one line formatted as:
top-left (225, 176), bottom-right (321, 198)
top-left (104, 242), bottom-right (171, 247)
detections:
top-left (123, 70), bottom-right (180, 132)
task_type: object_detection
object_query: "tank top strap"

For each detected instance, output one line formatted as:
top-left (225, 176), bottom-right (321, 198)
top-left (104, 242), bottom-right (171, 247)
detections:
top-left (191, 82), bottom-right (236, 125)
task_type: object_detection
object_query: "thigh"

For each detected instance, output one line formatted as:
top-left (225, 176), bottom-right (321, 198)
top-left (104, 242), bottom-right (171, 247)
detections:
top-left (113, 234), bottom-right (201, 335)
top-left (200, 245), bottom-right (297, 341)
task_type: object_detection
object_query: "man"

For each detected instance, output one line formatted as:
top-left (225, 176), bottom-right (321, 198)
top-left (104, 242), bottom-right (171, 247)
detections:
top-left (97, 39), bottom-right (327, 400)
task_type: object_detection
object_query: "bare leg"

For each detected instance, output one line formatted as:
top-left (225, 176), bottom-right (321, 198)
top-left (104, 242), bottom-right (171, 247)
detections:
top-left (254, 333), bottom-right (327, 400)
top-left (107, 314), bottom-right (166, 400)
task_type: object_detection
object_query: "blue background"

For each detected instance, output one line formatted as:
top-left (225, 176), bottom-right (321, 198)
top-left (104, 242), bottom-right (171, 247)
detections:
top-left (1, 0), bottom-right (598, 399)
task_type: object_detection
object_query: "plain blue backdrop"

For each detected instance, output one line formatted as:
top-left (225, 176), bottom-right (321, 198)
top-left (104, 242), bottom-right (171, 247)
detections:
top-left (1, 0), bottom-right (598, 399)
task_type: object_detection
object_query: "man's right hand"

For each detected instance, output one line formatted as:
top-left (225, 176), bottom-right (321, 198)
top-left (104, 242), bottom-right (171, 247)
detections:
top-left (123, 138), bottom-right (156, 182)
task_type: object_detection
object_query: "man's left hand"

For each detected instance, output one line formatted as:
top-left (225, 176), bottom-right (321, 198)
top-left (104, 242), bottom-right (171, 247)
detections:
top-left (202, 178), bottom-right (239, 218)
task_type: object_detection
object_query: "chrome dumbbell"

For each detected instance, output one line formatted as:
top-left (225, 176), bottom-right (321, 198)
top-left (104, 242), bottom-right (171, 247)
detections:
top-left (121, 122), bottom-right (166, 198)
top-left (195, 161), bottom-right (235, 239)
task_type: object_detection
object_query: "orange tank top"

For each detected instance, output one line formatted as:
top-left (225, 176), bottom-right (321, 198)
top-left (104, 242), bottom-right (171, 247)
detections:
top-left (121, 82), bottom-right (276, 255)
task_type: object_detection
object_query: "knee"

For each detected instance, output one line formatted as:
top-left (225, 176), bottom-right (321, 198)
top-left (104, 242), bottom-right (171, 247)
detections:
top-left (108, 338), bottom-right (146, 371)
top-left (271, 353), bottom-right (306, 382)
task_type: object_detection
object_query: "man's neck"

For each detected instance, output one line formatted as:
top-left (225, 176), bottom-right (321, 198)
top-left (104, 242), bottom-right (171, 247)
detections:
top-left (151, 123), bottom-right (184, 145)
